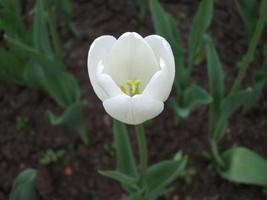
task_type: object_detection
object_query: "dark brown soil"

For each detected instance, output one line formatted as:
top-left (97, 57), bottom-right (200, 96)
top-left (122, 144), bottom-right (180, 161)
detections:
top-left (0, 0), bottom-right (267, 200)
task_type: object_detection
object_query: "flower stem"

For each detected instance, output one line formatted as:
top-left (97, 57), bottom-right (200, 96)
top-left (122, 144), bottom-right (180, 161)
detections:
top-left (210, 140), bottom-right (225, 168)
top-left (135, 124), bottom-right (148, 186)
top-left (230, 7), bottom-right (267, 95)
top-left (44, 0), bottom-right (62, 62)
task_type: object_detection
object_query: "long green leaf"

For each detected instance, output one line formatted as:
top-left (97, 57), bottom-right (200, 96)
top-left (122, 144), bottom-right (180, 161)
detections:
top-left (220, 147), bottom-right (267, 187)
top-left (46, 101), bottom-right (88, 145)
top-left (206, 36), bottom-right (224, 135)
top-left (188, 0), bottom-right (214, 66)
top-left (176, 84), bottom-right (212, 118)
top-left (23, 63), bottom-right (80, 108)
top-left (33, 0), bottom-right (53, 58)
top-left (150, 0), bottom-right (185, 89)
top-left (0, 48), bottom-right (25, 83)
top-left (99, 170), bottom-right (139, 190)
top-left (235, 0), bottom-right (258, 35)
top-left (145, 153), bottom-right (187, 199)
top-left (4, 35), bottom-right (65, 71)
top-left (0, 0), bottom-right (28, 41)
top-left (9, 169), bottom-right (37, 200)
top-left (243, 44), bottom-right (267, 111)
top-left (213, 89), bottom-right (252, 142)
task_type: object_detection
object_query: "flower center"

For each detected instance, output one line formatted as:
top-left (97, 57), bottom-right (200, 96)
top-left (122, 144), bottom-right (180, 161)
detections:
top-left (120, 79), bottom-right (141, 96)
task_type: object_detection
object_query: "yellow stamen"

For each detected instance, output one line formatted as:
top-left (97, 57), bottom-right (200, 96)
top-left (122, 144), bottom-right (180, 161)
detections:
top-left (120, 85), bottom-right (127, 94)
top-left (120, 79), bottom-right (141, 96)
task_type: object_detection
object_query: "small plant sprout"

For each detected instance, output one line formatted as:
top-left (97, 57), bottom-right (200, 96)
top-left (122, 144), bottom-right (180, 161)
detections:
top-left (16, 116), bottom-right (30, 131)
top-left (40, 148), bottom-right (66, 166)
top-left (88, 32), bottom-right (188, 199)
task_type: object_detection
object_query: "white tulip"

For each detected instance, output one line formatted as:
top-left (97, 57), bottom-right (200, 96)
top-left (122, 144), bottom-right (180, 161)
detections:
top-left (87, 32), bottom-right (175, 125)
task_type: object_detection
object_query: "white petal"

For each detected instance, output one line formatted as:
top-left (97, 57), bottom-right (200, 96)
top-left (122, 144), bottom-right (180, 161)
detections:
top-left (103, 94), bottom-right (164, 125)
top-left (103, 32), bottom-right (160, 91)
top-left (88, 35), bottom-right (116, 101)
top-left (145, 35), bottom-right (175, 88)
top-left (96, 61), bottom-right (124, 98)
top-left (143, 59), bottom-right (171, 101)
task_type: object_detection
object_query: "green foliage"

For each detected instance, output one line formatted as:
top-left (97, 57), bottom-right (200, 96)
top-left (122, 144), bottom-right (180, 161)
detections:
top-left (53, 0), bottom-right (80, 38)
top-left (150, 0), bottom-right (214, 120)
top-left (0, 0), bottom-right (87, 144)
top-left (188, 0), bottom-right (214, 69)
top-left (150, 0), bottom-right (185, 89)
top-left (33, 0), bottom-right (53, 58)
top-left (206, 0), bottom-right (267, 191)
top-left (220, 147), bottom-right (267, 187)
top-left (170, 84), bottom-right (212, 118)
top-left (101, 121), bottom-right (188, 200)
top-left (99, 170), bottom-right (140, 191)
top-left (235, 0), bottom-right (258, 35)
top-left (9, 169), bottom-right (37, 200)
top-left (46, 101), bottom-right (88, 145)
top-left (136, 0), bottom-right (149, 22)
top-left (243, 44), bottom-right (267, 111)
top-left (40, 148), bottom-right (66, 166)
top-left (144, 152), bottom-right (187, 200)
top-left (112, 120), bottom-right (138, 179)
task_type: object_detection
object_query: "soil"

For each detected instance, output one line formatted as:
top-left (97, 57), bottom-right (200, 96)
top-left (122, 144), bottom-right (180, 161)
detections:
top-left (1, 0), bottom-right (267, 200)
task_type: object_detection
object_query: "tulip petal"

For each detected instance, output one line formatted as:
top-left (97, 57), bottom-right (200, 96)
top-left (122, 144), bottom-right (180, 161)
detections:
top-left (103, 32), bottom-right (160, 91)
top-left (88, 35), bottom-right (116, 101)
top-left (103, 94), bottom-right (164, 125)
top-left (96, 61), bottom-right (124, 98)
top-left (144, 35), bottom-right (175, 88)
top-left (143, 59), bottom-right (171, 101)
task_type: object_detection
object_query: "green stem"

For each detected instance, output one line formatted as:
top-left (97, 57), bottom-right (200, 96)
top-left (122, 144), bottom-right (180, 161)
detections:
top-left (230, 8), bottom-right (267, 95)
top-left (210, 140), bottom-right (225, 168)
top-left (44, 0), bottom-right (62, 62)
top-left (135, 124), bottom-right (148, 186)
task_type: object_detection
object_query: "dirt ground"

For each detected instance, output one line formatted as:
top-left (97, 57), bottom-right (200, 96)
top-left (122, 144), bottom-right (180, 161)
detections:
top-left (0, 0), bottom-right (267, 200)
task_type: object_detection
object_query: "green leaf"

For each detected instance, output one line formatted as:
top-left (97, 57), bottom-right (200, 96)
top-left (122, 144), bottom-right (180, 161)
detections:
top-left (150, 0), bottom-right (185, 89)
top-left (99, 170), bottom-right (139, 190)
top-left (145, 152), bottom-right (187, 199)
top-left (206, 36), bottom-right (224, 112)
top-left (33, 0), bottom-right (53, 58)
top-left (0, 47), bottom-right (25, 83)
top-left (0, 0), bottom-right (29, 41)
top-left (235, 0), bottom-right (258, 35)
top-left (221, 89), bottom-right (252, 119)
top-left (46, 101), bottom-right (88, 145)
top-left (4, 35), bottom-right (65, 71)
top-left (189, 0), bottom-right (214, 66)
top-left (178, 84), bottom-right (212, 118)
top-left (113, 120), bottom-right (137, 178)
top-left (212, 89), bottom-right (252, 142)
top-left (9, 169), bottom-right (37, 200)
top-left (54, 0), bottom-right (72, 19)
top-left (24, 64), bottom-right (80, 108)
top-left (137, 0), bottom-right (149, 22)
top-left (243, 44), bottom-right (267, 111)
top-left (220, 147), bottom-right (267, 187)
top-left (53, 0), bottom-right (80, 38)
top-left (206, 36), bottom-right (224, 135)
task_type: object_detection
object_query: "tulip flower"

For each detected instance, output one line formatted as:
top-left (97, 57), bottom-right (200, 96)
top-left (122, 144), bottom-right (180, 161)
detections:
top-left (87, 32), bottom-right (175, 125)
